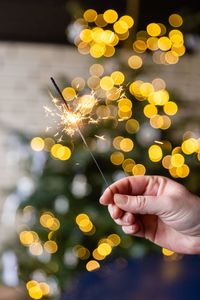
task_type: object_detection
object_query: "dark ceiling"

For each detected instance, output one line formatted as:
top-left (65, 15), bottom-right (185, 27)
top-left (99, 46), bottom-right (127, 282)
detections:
top-left (0, 0), bottom-right (199, 44)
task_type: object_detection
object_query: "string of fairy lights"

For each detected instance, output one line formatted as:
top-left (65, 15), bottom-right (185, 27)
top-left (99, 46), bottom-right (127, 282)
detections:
top-left (18, 8), bottom-right (200, 300)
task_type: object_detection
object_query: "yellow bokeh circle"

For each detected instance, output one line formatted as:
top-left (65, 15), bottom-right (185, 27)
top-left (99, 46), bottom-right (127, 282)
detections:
top-left (132, 164), bottom-right (146, 175)
top-left (181, 138), bottom-right (199, 155)
top-left (111, 71), bottom-right (125, 85)
top-left (144, 104), bottom-right (157, 118)
top-left (118, 98), bottom-right (132, 112)
top-left (120, 15), bottom-right (134, 28)
top-left (86, 260), bottom-right (100, 272)
top-left (148, 145), bottom-right (163, 162)
top-left (92, 249), bottom-right (105, 261)
top-left (158, 37), bottom-right (172, 51)
top-left (125, 119), bottom-right (140, 134)
top-left (162, 155), bottom-right (172, 169)
top-left (113, 136), bottom-right (124, 150)
top-left (162, 248), bottom-right (174, 256)
top-left (176, 164), bottom-right (190, 178)
top-left (110, 151), bottom-right (124, 165)
top-left (164, 101), bottom-right (178, 115)
top-left (171, 153), bottom-right (185, 167)
top-left (97, 243), bottom-right (112, 256)
top-left (90, 43), bottom-right (105, 58)
top-left (83, 9), bottom-right (97, 22)
top-left (100, 76), bottom-right (114, 91)
top-left (103, 9), bottom-right (118, 24)
top-left (107, 234), bottom-right (121, 246)
top-left (122, 158), bottom-right (135, 173)
top-left (120, 138), bottom-right (134, 152)
top-left (114, 20), bottom-right (129, 34)
top-left (44, 241), bottom-right (58, 254)
top-left (28, 286), bottom-right (43, 300)
top-left (147, 23), bottom-right (161, 37)
top-left (31, 137), bottom-right (44, 152)
top-left (80, 29), bottom-right (93, 43)
top-left (128, 55), bottom-right (143, 69)
top-left (169, 14), bottom-right (183, 28)
top-left (62, 87), bottom-right (76, 101)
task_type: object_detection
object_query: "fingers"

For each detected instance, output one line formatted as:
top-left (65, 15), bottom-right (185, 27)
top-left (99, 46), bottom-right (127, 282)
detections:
top-left (108, 204), bottom-right (136, 226)
top-left (116, 213), bottom-right (135, 226)
top-left (108, 204), bottom-right (124, 219)
top-left (122, 221), bottom-right (144, 238)
top-left (113, 193), bottom-right (165, 215)
top-left (122, 224), bottom-right (140, 234)
top-left (99, 175), bottom-right (162, 206)
top-left (108, 203), bottom-right (144, 236)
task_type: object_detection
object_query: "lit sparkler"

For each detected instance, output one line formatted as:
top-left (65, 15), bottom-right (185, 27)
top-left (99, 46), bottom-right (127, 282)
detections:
top-left (46, 78), bottom-right (98, 137)
top-left (50, 77), bottom-right (110, 187)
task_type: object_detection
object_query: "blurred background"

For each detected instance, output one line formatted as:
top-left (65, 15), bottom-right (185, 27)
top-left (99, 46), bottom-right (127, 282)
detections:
top-left (0, 0), bottom-right (200, 299)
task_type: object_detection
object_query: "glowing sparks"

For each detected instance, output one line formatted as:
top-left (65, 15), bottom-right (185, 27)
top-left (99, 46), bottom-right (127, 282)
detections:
top-left (48, 78), bottom-right (111, 188)
top-left (45, 92), bottom-right (98, 137)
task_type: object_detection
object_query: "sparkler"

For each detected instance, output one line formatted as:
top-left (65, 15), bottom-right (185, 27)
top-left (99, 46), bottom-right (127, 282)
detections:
top-left (50, 77), bottom-right (110, 188)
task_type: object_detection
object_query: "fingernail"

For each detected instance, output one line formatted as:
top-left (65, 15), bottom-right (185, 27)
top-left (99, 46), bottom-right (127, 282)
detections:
top-left (114, 194), bottom-right (128, 205)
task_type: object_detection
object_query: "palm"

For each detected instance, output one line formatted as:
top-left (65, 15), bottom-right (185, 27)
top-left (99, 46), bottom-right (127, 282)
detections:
top-left (138, 214), bottom-right (194, 253)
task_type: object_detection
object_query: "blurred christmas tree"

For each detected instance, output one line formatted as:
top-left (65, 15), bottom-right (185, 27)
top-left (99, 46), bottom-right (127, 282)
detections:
top-left (2, 3), bottom-right (200, 300)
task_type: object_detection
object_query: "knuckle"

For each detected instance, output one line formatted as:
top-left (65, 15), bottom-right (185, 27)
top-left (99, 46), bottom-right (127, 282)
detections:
top-left (135, 195), bottom-right (147, 211)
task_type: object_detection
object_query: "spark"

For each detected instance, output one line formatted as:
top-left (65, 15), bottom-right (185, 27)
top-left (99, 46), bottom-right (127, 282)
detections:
top-left (95, 135), bottom-right (106, 140)
top-left (57, 136), bottom-right (64, 143)
top-left (154, 140), bottom-right (164, 145)
top-left (46, 126), bottom-right (52, 132)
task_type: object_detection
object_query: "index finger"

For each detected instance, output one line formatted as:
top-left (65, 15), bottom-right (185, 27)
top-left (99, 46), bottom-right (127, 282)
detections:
top-left (99, 175), bottom-right (151, 205)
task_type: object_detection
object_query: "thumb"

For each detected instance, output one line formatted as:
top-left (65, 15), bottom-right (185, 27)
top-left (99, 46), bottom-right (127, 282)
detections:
top-left (114, 193), bottom-right (164, 215)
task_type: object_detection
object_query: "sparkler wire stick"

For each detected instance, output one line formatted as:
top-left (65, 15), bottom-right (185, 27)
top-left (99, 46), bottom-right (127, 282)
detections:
top-left (50, 77), bottom-right (110, 188)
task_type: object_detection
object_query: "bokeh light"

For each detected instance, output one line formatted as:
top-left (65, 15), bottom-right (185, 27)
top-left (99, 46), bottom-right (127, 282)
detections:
top-left (26, 280), bottom-right (50, 299)
top-left (132, 164), bottom-right (146, 175)
top-left (110, 151), bottom-right (124, 165)
top-left (147, 23), bottom-right (161, 37)
top-left (169, 14), bottom-right (183, 27)
top-left (31, 137), bottom-right (44, 152)
top-left (86, 260), bottom-right (100, 271)
top-left (162, 248), bottom-right (175, 256)
top-left (103, 9), bottom-right (118, 24)
top-left (128, 55), bottom-right (143, 69)
top-left (148, 145), bottom-right (163, 162)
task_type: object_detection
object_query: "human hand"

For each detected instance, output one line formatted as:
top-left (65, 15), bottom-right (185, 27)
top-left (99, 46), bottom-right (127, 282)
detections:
top-left (100, 176), bottom-right (200, 254)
